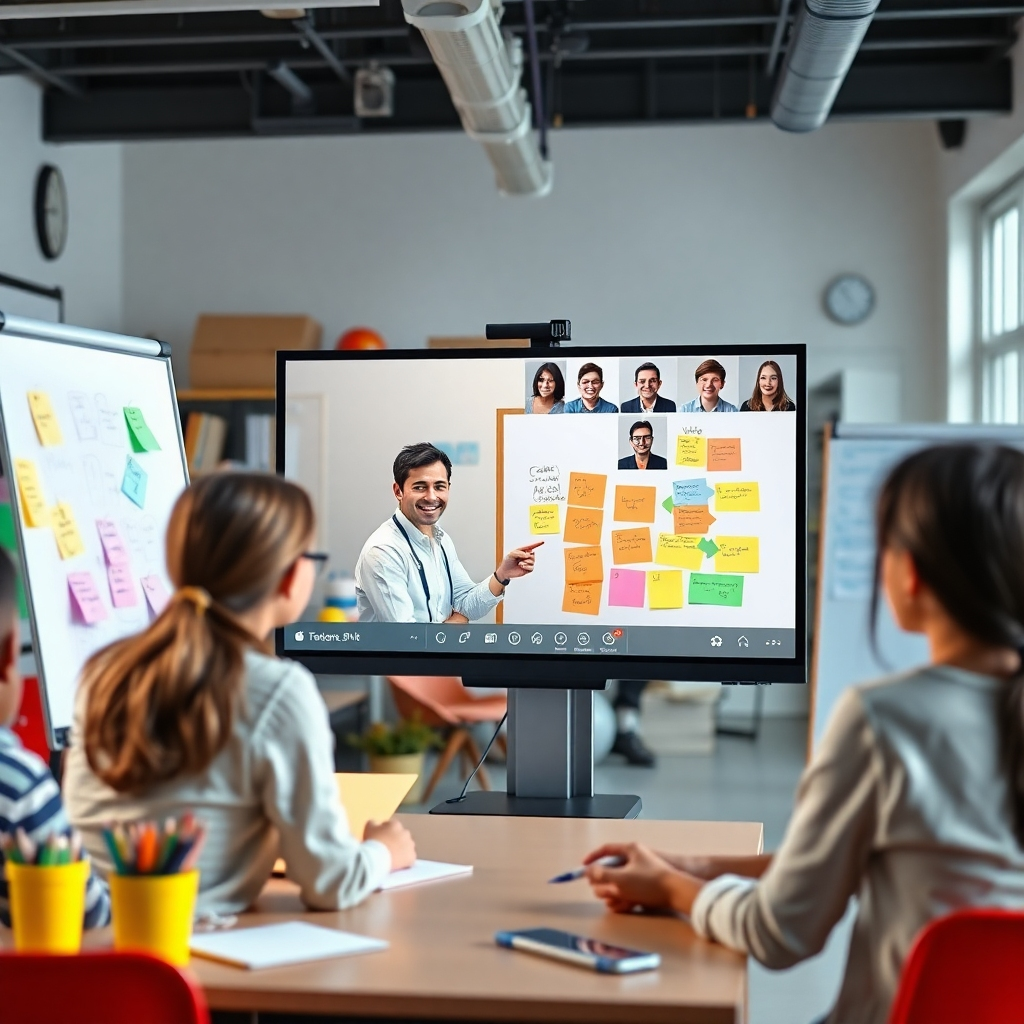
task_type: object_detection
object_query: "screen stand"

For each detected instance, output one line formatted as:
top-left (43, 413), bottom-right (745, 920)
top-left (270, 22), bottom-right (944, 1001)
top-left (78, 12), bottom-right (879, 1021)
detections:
top-left (430, 687), bottom-right (641, 818)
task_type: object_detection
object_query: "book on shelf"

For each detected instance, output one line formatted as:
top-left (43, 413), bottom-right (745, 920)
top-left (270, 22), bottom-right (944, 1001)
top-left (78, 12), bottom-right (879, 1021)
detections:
top-left (244, 414), bottom-right (276, 472)
top-left (184, 412), bottom-right (228, 474)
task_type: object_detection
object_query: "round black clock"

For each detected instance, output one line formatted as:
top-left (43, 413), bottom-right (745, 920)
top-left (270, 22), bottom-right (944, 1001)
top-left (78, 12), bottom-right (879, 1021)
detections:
top-left (34, 165), bottom-right (68, 260)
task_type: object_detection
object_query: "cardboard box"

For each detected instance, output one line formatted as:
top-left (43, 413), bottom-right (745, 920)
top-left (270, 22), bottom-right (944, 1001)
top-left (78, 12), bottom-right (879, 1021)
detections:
top-left (190, 315), bottom-right (322, 389)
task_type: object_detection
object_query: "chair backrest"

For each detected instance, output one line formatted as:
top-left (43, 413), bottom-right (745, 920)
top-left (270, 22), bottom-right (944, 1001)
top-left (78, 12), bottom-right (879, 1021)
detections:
top-left (888, 909), bottom-right (1024, 1024)
top-left (387, 676), bottom-right (467, 726)
top-left (0, 951), bottom-right (210, 1024)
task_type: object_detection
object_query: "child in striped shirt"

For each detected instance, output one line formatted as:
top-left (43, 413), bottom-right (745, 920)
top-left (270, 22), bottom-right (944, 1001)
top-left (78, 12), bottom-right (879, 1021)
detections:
top-left (0, 547), bottom-right (109, 928)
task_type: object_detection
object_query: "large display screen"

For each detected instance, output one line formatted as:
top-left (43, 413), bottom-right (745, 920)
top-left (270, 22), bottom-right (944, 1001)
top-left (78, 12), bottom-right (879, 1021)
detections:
top-left (278, 345), bottom-right (806, 684)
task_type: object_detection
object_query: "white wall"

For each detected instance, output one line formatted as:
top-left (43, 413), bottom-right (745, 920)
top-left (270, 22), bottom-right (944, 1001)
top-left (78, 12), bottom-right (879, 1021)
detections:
top-left (122, 121), bottom-right (944, 421)
top-left (0, 79), bottom-right (123, 332)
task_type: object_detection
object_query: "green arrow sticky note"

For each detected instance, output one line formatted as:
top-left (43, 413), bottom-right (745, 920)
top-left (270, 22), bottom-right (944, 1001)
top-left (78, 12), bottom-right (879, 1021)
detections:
top-left (662, 494), bottom-right (674, 514)
top-left (688, 573), bottom-right (743, 607)
top-left (697, 537), bottom-right (719, 559)
top-left (123, 407), bottom-right (161, 452)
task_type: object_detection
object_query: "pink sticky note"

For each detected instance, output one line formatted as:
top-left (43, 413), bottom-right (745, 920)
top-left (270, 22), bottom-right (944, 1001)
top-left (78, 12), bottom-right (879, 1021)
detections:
top-left (608, 568), bottom-right (646, 609)
top-left (68, 572), bottom-right (108, 625)
top-left (140, 574), bottom-right (170, 617)
top-left (107, 564), bottom-right (138, 608)
top-left (96, 519), bottom-right (130, 566)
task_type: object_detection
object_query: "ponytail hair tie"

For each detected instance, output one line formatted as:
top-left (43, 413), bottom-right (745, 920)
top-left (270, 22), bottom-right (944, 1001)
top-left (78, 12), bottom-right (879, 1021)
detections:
top-left (174, 586), bottom-right (212, 616)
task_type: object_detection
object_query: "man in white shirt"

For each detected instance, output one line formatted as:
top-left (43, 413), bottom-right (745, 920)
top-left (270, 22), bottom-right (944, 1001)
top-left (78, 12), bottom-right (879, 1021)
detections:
top-left (356, 443), bottom-right (541, 623)
top-left (679, 358), bottom-right (738, 413)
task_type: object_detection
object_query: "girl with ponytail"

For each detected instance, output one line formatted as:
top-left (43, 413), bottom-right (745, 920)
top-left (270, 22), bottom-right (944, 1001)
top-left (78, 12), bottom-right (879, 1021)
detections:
top-left (65, 472), bottom-right (414, 914)
top-left (580, 444), bottom-right (1024, 1024)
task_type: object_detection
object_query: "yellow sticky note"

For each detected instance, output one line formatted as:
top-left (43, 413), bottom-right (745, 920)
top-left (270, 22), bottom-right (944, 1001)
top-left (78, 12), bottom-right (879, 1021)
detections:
top-left (567, 472), bottom-right (607, 509)
top-left (529, 504), bottom-right (561, 535)
top-left (51, 502), bottom-right (85, 560)
top-left (715, 482), bottom-right (760, 512)
top-left (614, 485), bottom-right (657, 524)
top-left (562, 581), bottom-right (602, 616)
top-left (611, 527), bottom-right (653, 565)
top-left (715, 536), bottom-right (760, 573)
top-left (27, 391), bottom-right (63, 447)
top-left (648, 570), bottom-right (684, 610)
top-left (565, 545), bottom-right (604, 583)
top-left (564, 507), bottom-right (603, 546)
top-left (336, 772), bottom-right (416, 841)
top-left (676, 435), bottom-right (707, 467)
top-left (13, 459), bottom-right (48, 528)
top-left (655, 532), bottom-right (704, 571)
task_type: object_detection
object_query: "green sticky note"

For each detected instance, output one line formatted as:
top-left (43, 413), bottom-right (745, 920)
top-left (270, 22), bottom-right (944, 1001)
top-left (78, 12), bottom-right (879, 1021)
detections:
top-left (0, 503), bottom-right (29, 618)
top-left (123, 407), bottom-right (161, 452)
top-left (661, 494), bottom-right (674, 514)
top-left (697, 537), bottom-right (720, 559)
top-left (688, 572), bottom-right (744, 607)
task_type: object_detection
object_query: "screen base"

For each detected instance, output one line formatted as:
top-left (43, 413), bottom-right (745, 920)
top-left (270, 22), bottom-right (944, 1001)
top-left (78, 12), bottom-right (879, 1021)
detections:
top-left (429, 792), bottom-right (642, 819)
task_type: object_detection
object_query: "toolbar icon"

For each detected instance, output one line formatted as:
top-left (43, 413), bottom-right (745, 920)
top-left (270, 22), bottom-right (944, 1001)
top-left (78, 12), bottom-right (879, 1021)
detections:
top-left (459, 631), bottom-right (471, 643)
top-left (577, 633), bottom-right (591, 646)
top-left (602, 632), bottom-right (615, 645)
top-left (710, 635), bottom-right (723, 647)
top-left (554, 631), bottom-right (567, 646)
top-left (531, 632), bottom-right (543, 645)
top-left (508, 632), bottom-right (522, 646)
top-left (435, 631), bottom-right (447, 644)
top-left (485, 633), bottom-right (497, 644)
top-left (294, 631), bottom-right (305, 642)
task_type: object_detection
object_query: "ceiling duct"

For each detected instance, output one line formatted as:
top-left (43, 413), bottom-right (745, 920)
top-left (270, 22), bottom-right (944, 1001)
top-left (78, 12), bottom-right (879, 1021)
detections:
top-left (402, 0), bottom-right (552, 197)
top-left (771, 0), bottom-right (880, 133)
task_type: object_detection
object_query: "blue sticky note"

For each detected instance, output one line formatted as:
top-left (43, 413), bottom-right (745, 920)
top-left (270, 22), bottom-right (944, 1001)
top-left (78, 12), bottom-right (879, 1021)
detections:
top-left (121, 456), bottom-right (148, 509)
top-left (672, 478), bottom-right (715, 506)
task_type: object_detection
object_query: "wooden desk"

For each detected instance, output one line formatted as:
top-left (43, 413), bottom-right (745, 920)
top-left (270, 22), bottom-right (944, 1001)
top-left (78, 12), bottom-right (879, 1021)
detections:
top-left (192, 814), bottom-right (762, 1024)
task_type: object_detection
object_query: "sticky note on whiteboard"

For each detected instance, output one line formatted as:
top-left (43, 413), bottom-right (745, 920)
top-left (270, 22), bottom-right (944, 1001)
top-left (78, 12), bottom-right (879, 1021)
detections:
top-left (14, 459), bottom-right (48, 528)
top-left (529, 504), bottom-right (561, 535)
top-left (613, 485), bottom-right (657, 524)
top-left (123, 406), bottom-right (162, 452)
top-left (562, 581), bottom-right (602, 616)
top-left (141, 574), bottom-right (170, 617)
top-left (567, 472), bottom-right (607, 509)
top-left (714, 537), bottom-right (759, 574)
top-left (564, 507), bottom-right (603, 546)
top-left (68, 572), bottom-right (108, 625)
top-left (689, 573), bottom-right (744, 607)
top-left (27, 392), bottom-right (63, 447)
top-left (676, 435), bottom-right (706, 467)
top-left (564, 545), bottom-right (603, 583)
top-left (107, 564), bottom-right (138, 608)
top-left (611, 528), bottom-right (652, 565)
top-left (707, 438), bottom-right (741, 472)
top-left (672, 478), bottom-right (715, 506)
top-left (715, 482), bottom-right (760, 512)
top-left (96, 519), bottom-right (130, 566)
top-left (655, 533), bottom-right (703, 571)
top-left (673, 505), bottom-right (717, 535)
top-left (122, 457), bottom-right (148, 509)
top-left (608, 568), bottom-right (645, 608)
top-left (647, 571), bottom-right (684, 610)
top-left (52, 503), bottom-right (85, 560)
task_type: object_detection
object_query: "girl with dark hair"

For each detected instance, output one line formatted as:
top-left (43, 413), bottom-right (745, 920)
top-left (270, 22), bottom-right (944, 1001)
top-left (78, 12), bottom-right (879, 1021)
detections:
top-left (740, 359), bottom-right (795, 411)
top-left (66, 472), bottom-right (415, 915)
top-left (580, 443), bottom-right (1024, 1024)
top-left (527, 362), bottom-right (565, 414)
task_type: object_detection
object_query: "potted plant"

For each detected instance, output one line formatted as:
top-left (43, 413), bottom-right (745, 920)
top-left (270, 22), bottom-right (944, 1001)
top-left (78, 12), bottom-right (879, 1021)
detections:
top-left (348, 716), bottom-right (443, 805)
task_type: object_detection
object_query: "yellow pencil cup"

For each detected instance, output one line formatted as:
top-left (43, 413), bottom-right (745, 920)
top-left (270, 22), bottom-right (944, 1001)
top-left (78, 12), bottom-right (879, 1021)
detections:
top-left (5, 859), bottom-right (89, 953)
top-left (110, 870), bottom-right (199, 967)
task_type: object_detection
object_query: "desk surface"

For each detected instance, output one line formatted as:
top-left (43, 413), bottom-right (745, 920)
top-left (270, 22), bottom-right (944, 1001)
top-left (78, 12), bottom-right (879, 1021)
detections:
top-left (190, 814), bottom-right (762, 1024)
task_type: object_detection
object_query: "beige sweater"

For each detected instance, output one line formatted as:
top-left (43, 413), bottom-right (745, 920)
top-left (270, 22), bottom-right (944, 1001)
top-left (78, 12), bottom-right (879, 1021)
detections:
top-left (65, 650), bottom-right (391, 915)
top-left (691, 666), bottom-right (1024, 1024)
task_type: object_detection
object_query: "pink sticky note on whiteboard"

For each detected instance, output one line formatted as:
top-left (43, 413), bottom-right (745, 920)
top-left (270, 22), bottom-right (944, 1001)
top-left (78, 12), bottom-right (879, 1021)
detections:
top-left (68, 572), bottom-right (108, 625)
top-left (96, 519), bottom-right (130, 566)
top-left (608, 568), bottom-right (646, 609)
top-left (107, 564), bottom-right (138, 608)
top-left (140, 575), bottom-right (170, 617)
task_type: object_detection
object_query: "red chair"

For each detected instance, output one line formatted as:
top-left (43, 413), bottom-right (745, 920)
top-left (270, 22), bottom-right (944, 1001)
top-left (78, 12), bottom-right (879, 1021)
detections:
top-left (0, 951), bottom-right (210, 1024)
top-left (387, 676), bottom-right (506, 802)
top-left (888, 908), bottom-right (1024, 1024)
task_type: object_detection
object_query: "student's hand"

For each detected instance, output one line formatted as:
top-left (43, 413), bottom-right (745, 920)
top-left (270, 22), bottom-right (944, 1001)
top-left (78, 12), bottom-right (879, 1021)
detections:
top-left (364, 819), bottom-right (416, 871)
top-left (583, 842), bottom-right (693, 915)
top-left (445, 611), bottom-right (469, 624)
top-left (497, 541), bottom-right (544, 580)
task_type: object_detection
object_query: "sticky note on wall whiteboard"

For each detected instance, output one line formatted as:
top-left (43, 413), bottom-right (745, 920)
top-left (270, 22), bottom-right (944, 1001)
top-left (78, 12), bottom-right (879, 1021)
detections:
top-left (689, 573), bottom-right (744, 607)
top-left (564, 545), bottom-right (604, 583)
top-left (567, 472), bottom-right (606, 509)
top-left (676, 435), bottom-right (707, 468)
top-left (123, 407), bottom-right (162, 452)
top-left (655, 533), bottom-right (704, 571)
top-left (562, 581), bottom-right (602, 616)
top-left (96, 519), bottom-right (130, 566)
top-left (52, 503), bottom-right (85, 560)
top-left (715, 482), bottom-right (760, 512)
top-left (122, 457), bottom-right (148, 509)
top-left (611, 528), bottom-right (652, 564)
top-left (672, 478), bottom-right (715, 506)
top-left (68, 572), bottom-right (108, 625)
top-left (27, 392), bottom-right (63, 447)
top-left (141, 575), bottom-right (170, 617)
top-left (67, 392), bottom-right (98, 441)
top-left (107, 564), bottom-right (138, 608)
top-left (608, 568), bottom-right (645, 608)
top-left (707, 438), bottom-right (741, 472)
top-left (673, 505), bottom-right (717, 535)
top-left (564, 507), bottom-right (603, 546)
top-left (714, 537), bottom-right (759, 574)
top-left (14, 459), bottom-right (48, 528)
top-left (614, 485), bottom-right (656, 524)
top-left (529, 505), bottom-right (561, 535)
top-left (648, 571), bottom-right (684, 610)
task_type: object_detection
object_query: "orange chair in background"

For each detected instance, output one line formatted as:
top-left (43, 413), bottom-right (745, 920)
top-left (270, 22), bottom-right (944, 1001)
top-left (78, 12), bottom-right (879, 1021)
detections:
top-left (387, 676), bottom-right (506, 803)
top-left (887, 909), bottom-right (1024, 1024)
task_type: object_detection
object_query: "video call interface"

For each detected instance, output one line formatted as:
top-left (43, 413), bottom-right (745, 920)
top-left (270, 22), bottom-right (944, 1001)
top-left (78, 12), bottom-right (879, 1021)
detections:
top-left (283, 349), bottom-right (801, 662)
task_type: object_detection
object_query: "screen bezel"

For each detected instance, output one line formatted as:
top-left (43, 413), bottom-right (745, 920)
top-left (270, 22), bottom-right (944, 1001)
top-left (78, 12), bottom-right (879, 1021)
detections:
top-left (275, 343), bottom-right (807, 685)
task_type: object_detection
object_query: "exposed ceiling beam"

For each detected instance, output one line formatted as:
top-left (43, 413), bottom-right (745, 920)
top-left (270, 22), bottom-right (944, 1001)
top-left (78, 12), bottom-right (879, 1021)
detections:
top-left (293, 16), bottom-right (350, 81)
top-left (766, 0), bottom-right (793, 77)
top-left (10, 26), bottom-right (409, 49)
top-left (0, 39), bottom-right (81, 93)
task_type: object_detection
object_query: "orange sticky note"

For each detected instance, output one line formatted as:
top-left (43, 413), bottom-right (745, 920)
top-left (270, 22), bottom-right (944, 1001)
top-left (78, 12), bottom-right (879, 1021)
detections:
top-left (614, 485), bottom-right (657, 524)
top-left (673, 505), bottom-right (717, 534)
top-left (707, 438), bottom-right (742, 472)
top-left (562, 581), bottom-right (602, 616)
top-left (611, 527), bottom-right (653, 565)
top-left (564, 545), bottom-right (604, 583)
top-left (567, 472), bottom-right (607, 509)
top-left (564, 506), bottom-right (603, 545)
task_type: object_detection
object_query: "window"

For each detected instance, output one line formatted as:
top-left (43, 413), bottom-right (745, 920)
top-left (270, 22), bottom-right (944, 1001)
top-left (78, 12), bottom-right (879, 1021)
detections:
top-left (979, 181), bottom-right (1024, 422)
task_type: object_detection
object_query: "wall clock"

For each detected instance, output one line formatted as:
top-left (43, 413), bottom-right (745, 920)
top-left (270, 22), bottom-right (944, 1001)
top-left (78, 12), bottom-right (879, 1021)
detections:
top-left (35, 165), bottom-right (68, 260)
top-left (824, 274), bottom-right (874, 326)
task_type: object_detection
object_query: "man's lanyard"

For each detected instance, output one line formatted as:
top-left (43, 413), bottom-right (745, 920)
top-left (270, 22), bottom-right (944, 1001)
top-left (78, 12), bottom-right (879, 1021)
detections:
top-left (392, 514), bottom-right (454, 623)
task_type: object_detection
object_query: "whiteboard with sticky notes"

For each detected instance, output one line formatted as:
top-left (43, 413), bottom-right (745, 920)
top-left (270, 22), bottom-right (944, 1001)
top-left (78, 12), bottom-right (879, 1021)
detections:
top-left (0, 314), bottom-right (189, 747)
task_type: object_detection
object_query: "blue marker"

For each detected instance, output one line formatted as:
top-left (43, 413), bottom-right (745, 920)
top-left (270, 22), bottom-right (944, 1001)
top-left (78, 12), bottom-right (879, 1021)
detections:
top-left (549, 855), bottom-right (626, 884)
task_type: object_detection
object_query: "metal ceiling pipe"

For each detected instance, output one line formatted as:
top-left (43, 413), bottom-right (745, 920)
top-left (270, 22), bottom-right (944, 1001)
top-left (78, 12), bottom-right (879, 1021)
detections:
top-left (401, 0), bottom-right (551, 197)
top-left (770, 0), bottom-right (880, 132)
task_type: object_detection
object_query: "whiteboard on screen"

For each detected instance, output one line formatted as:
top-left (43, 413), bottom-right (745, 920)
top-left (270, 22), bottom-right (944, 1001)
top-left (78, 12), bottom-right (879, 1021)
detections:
top-left (0, 314), bottom-right (189, 747)
top-left (811, 422), bottom-right (1024, 754)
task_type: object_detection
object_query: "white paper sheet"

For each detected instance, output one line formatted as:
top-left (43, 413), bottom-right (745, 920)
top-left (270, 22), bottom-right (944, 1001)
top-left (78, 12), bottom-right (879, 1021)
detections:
top-left (378, 859), bottom-right (473, 891)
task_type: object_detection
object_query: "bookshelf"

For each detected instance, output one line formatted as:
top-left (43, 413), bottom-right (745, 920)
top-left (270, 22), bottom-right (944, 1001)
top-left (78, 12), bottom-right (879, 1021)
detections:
top-left (176, 388), bottom-right (276, 471)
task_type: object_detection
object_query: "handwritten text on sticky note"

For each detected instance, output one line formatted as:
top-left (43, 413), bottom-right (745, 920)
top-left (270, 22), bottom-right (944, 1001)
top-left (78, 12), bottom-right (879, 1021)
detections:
top-left (52, 503), bottom-right (85, 560)
top-left (676, 435), bottom-right (707, 467)
top-left (673, 505), bottom-right (717, 534)
top-left (564, 507), bottom-right (603, 546)
top-left (672, 478), bottom-right (715, 506)
top-left (614, 485), bottom-right (657, 524)
top-left (714, 536), bottom-right (759, 574)
top-left (141, 575), bottom-right (170, 617)
top-left (27, 392), bottom-right (63, 447)
top-left (567, 472), bottom-right (607, 510)
top-left (123, 406), bottom-right (162, 452)
top-left (121, 457), bottom-right (148, 509)
top-left (107, 564), bottom-right (138, 607)
top-left (611, 527), bottom-right (652, 565)
top-left (68, 572), bottom-right (107, 625)
top-left (562, 581), bottom-right (602, 616)
top-left (608, 568), bottom-right (645, 608)
top-left (715, 482), bottom-right (760, 512)
top-left (707, 438), bottom-right (741, 472)
top-left (529, 504), bottom-right (561, 535)
top-left (689, 573), bottom-right (744, 607)
top-left (96, 519), bottom-right (130, 566)
top-left (655, 532), bottom-right (704, 571)
top-left (14, 459), bottom-right (48, 528)
top-left (564, 545), bottom-right (604, 583)
top-left (648, 570), bottom-right (684, 610)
